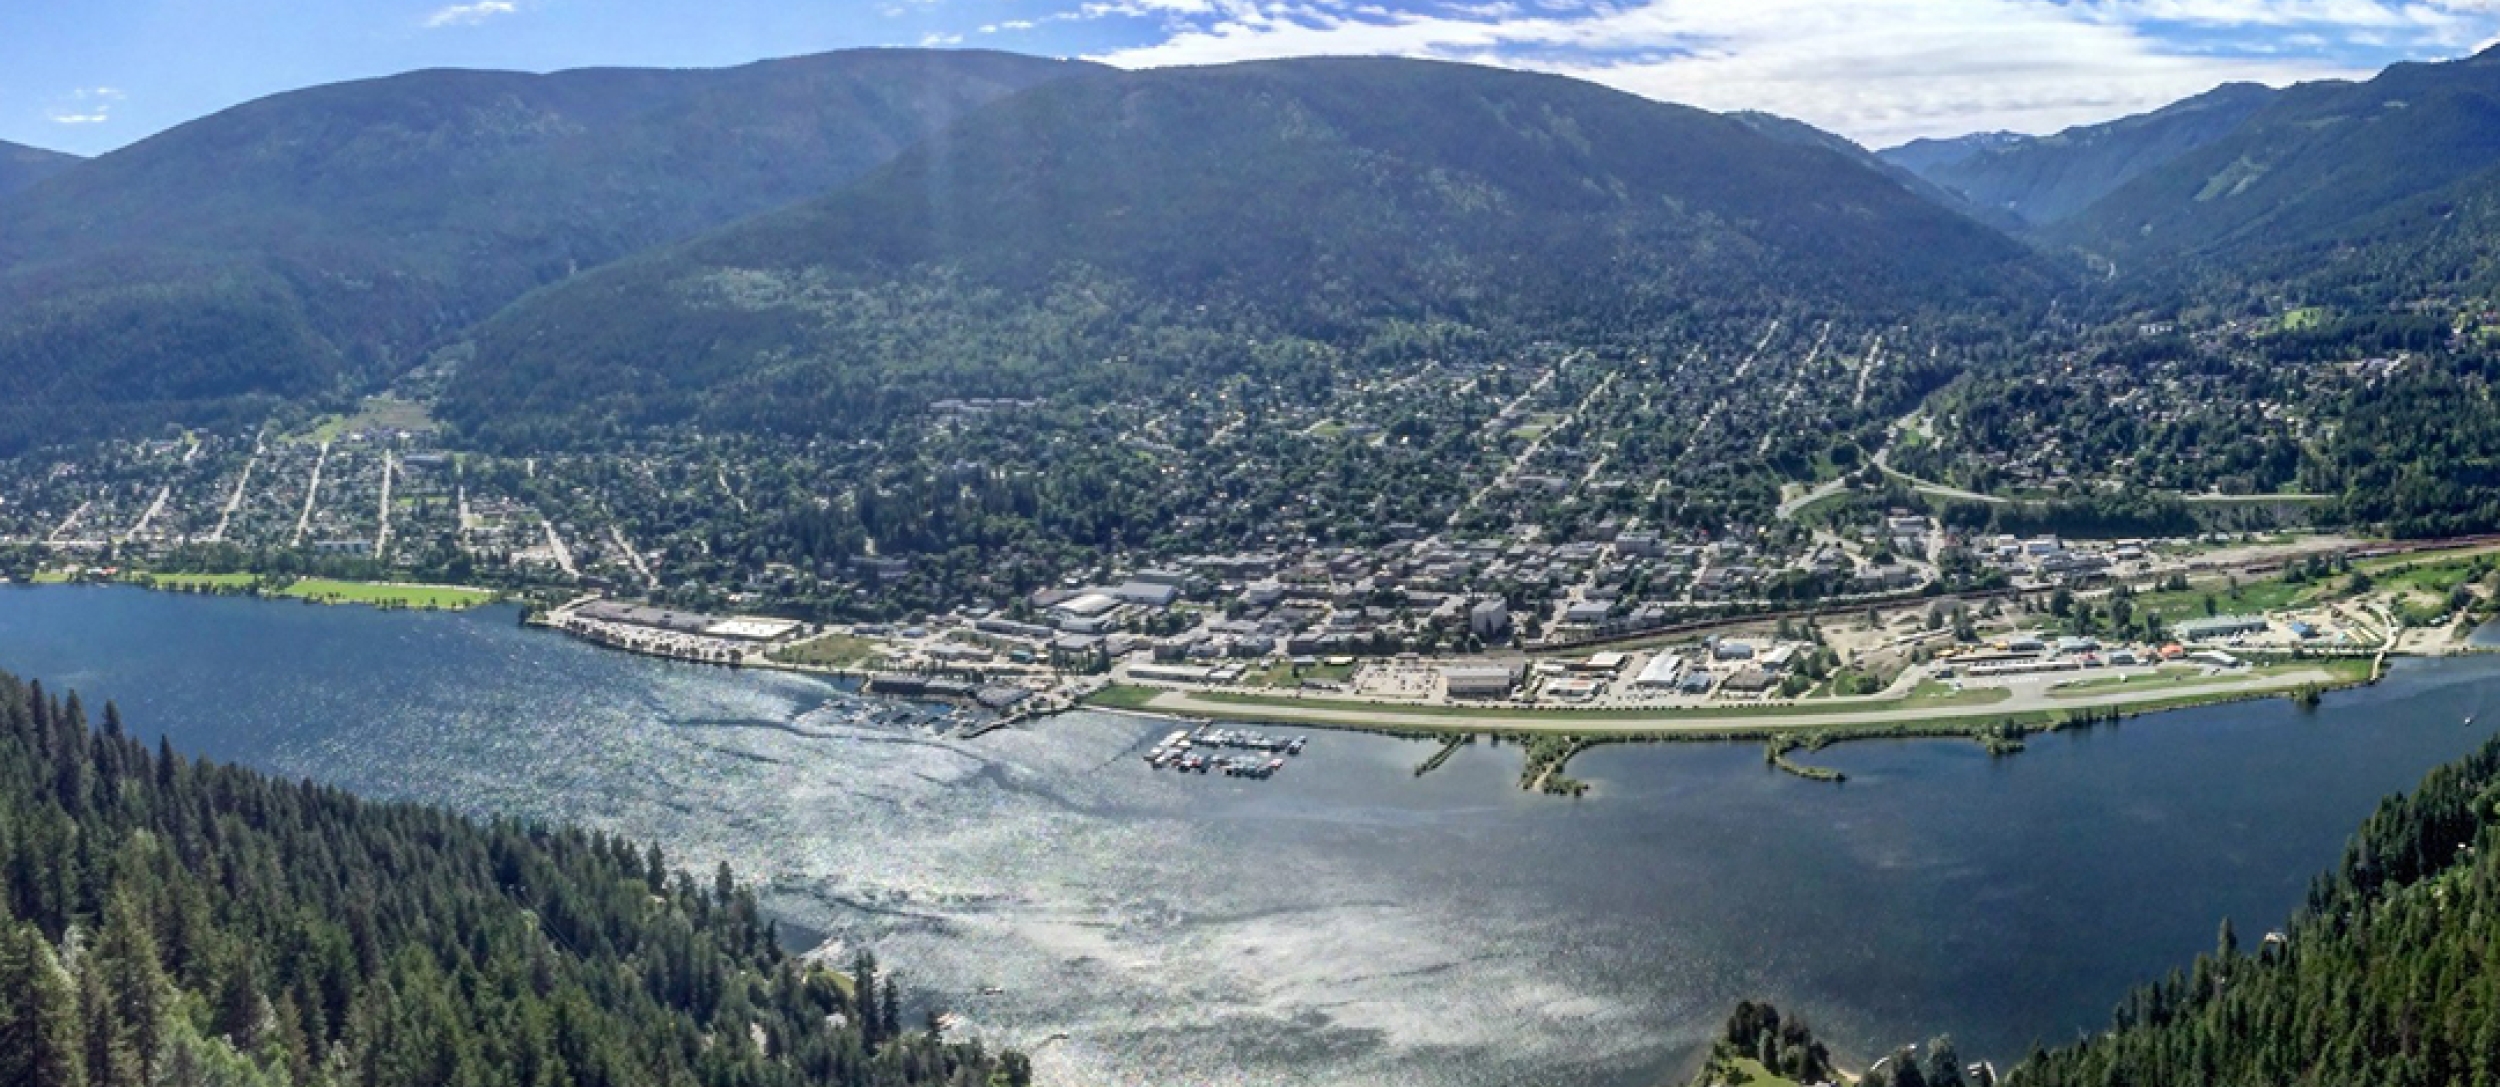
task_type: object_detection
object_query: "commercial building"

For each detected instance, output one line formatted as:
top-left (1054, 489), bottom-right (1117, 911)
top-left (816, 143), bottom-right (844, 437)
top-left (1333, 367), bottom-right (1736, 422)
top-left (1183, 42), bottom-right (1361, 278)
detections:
top-left (1443, 664), bottom-right (1521, 699)
top-left (1632, 652), bottom-right (1687, 688)
top-left (2175, 615), bottom-right (2269, 641)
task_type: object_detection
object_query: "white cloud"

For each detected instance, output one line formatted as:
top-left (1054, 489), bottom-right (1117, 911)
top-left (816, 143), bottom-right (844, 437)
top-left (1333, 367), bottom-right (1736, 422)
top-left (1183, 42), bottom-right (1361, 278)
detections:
top-left (47, 86), bottom-right (124, 126)
top-left (923, 30), bottom-right (967, 44)
top-left (1081, 0), bottom-right (2491, 144)
top-left (425, 0), bottom-right (518, 29)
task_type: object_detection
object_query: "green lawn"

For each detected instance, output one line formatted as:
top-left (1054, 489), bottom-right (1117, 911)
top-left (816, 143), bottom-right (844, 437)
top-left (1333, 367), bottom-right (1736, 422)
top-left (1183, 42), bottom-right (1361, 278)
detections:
top-left (2133, 576), bottom-right (2324, 622)
top-left (771, 632), bottom-right (888, 670)
top-left (298, 396), bottom-right (440, 443)
top-left (278, 579), bottom-right (494, 609)
top-left (2049, 658), bottom-right (2372, 700)
top-left (1720, 1057), bottom-right (1800, 1087)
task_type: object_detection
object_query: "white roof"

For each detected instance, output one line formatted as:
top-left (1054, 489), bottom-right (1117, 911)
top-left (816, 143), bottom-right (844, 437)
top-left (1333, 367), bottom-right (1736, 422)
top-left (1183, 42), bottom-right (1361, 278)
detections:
top-left (1634, 653), bottom-right (1685, 684)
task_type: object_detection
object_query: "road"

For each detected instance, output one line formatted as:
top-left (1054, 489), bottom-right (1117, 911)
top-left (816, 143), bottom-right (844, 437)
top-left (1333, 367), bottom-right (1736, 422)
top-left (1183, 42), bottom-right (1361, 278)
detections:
top-left (210, 435), bottom-right (262, 543)
top-left (1872, 443), bottom-right (2006, 506)
top-left (375, 451), bottom-right (395, 561)
top-left (1126, 666), bottom-right (2341, 735)
top-left (1775, 478), bottom-right (1848, 520)
top-left (290, 441), bottom-right (331, 547)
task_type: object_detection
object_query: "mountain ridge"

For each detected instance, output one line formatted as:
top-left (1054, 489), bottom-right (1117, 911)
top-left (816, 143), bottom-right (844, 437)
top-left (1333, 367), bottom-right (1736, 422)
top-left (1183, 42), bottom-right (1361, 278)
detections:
top-left (444, 56), bottom-right (2055, 444)
top-left (0, 48), bottom-right (1094, 452)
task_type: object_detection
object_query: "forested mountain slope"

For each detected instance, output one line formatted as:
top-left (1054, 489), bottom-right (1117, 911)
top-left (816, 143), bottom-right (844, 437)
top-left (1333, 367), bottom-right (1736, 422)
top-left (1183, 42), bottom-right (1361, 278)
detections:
top-left (1727, 112), bottom-right (2022, 232)
top-left (0, 139), bottom-right (79, 197)
top-left (2000, 732), bottom-right (2500, 1087)
top-left (446, 57), bottom-right (2053, 445)
top-left (1883, 83), bottom-right (2276, 225)
top-left (0, 49), bottom-right (1090, 454)
top-left (2052, 46), bottom-right (2500, 297)
top-left (0, 669), bottom-right (1018, 1087)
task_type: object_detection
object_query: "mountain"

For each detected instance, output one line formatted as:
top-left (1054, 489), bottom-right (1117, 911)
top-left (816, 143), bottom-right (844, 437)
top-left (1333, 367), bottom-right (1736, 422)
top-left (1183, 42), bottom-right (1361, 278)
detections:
top-left (0, 49), bottom-right (1092, 453)
top-left (1879, 131), bottom-right (2023, 177)
top-left (0, 669), bottom-right (1017, 1087)
top-left (1882, 83), bottom-right (2278, 225)
top-left (0, 139), bottom-right (78, 197)
top-left (2050, 48), bottom-right (2500, 292)
top-left (1730, 112), bottom-right (2024, 231)
top-left (446, 57), bottom-right (2048, 444)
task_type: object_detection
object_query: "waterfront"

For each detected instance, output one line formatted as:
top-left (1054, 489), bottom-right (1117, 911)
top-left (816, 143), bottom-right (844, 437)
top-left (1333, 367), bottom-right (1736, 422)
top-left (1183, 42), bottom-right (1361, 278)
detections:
top-left (3, 583), bottom-right (2497, 1086)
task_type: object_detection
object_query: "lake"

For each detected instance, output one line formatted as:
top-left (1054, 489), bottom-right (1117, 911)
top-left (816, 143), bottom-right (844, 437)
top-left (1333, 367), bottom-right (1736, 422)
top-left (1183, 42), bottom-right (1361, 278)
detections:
top-left (4, 583), bottom-right (2496, 1086)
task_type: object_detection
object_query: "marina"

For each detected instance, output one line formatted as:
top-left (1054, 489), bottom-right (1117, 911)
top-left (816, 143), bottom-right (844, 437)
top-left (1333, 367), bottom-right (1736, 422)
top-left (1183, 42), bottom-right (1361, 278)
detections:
top-left (1143, 722), bottom-right (1310, 776)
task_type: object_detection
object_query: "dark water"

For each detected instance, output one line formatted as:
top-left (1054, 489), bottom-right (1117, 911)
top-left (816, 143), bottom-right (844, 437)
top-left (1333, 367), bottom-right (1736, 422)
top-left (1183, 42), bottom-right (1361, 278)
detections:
top-left (6, 584), bottom-right (2499, 1086)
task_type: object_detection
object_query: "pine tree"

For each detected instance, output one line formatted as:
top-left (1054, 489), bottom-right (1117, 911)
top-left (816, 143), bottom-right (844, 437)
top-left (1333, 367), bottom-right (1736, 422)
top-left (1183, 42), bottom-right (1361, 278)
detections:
top-left (0, 922), bottom-right (88, 1087)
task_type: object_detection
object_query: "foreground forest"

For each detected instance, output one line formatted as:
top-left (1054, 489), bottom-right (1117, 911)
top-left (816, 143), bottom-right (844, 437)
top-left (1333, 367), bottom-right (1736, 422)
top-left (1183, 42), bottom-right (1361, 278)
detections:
top-left (1694, 732), bottom-right (2500, 1087)
top-left (0, 670), bottom-right (1019, 1087)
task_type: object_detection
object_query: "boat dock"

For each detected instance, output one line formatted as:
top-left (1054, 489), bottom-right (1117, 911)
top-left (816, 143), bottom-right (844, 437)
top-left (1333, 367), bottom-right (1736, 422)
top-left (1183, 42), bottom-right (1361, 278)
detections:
top-left (1142, 723), bottom-right (1309, 779)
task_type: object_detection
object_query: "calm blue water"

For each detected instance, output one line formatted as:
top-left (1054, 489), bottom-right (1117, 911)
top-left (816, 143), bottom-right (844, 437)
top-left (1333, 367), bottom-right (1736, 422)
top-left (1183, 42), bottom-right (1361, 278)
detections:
top-left (4, 583), bottom-right (2497, 1087)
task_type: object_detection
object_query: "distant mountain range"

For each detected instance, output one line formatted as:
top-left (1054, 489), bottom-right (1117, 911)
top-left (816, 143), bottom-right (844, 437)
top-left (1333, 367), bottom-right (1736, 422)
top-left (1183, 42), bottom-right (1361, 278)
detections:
top-left (1881, 47), bottom-right (2500, 302)
top-left (2045, 48), bottom-right (2500, 288)
top-left (0, 139), bottom-right (78, 197)
top-left (0, 49), bottom-right (1089, 450)
top-left (1881, 83), bottom-right (2278, 225)
top-left (443, 58), bottom-right (2048, 442)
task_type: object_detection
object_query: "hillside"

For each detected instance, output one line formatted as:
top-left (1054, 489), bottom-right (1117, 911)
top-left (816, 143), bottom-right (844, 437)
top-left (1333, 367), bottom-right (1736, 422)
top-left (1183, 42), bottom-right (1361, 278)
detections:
top-left (0, 49), bottom-right (1090, 453)
top-left (446, 57), bottom-right (2049, 444)
top-left (0, 139), bottom-right (78, 197)
top-left (0, 669), bottom-right (1018, 1087)
top-left (1878, 131), bottom-right (2022, 177)
top-left (1727, 112), bottom-right (2022, 231)
top-left (2051, 48), bottom-right (2500, 294)
top-left (1998, 731), bottom-right (2500, 1087)
top-left (1884, 83), bottom-right (2277, 225)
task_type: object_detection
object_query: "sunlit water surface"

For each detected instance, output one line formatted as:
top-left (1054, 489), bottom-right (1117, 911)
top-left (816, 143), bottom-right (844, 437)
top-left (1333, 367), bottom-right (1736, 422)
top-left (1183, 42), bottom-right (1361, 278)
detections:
top-left (6, 584), bottom-right (2498, 1086)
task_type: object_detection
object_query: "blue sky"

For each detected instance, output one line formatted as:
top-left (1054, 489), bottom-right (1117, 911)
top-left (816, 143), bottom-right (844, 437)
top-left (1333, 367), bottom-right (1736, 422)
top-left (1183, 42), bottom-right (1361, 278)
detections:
top-left (8, 0), bottom-right (2500, 156)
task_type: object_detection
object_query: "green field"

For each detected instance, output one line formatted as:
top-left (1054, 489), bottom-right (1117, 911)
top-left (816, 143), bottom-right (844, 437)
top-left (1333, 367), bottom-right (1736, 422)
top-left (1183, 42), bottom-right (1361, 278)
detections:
top-left (278, 579), bottom-right (494, 609)
top-left (2133, 576), bottom-right (2323, 621)
top-left (299, 395), bottom-right (439, 443)
top-left (771, 632), bottom-right (888, 670)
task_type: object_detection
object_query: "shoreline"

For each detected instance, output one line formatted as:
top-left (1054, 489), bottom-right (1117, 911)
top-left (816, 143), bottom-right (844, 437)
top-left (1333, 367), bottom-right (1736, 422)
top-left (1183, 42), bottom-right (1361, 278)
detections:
top-left (18, 569), bottom-right (2486, 769)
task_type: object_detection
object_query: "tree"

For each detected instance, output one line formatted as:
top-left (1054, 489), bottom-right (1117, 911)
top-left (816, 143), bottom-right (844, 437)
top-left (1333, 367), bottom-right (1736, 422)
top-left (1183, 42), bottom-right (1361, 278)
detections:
top-left (0, 922), bottom-right (87, 1087)
top-left (1922, 1036), bottom-right (1965, 1087)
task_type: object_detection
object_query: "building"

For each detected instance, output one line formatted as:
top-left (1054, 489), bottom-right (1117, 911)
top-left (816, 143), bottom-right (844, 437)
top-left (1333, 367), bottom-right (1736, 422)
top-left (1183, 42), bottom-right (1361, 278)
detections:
top-left (1721, 667), bottom-right (1777, 694)
top-left (1443, 664), bottom-right (1521, 699)
top-left (1469, 599), bottom-right (1513, 642)
top-left (2175, 615), bottom-right (2269, 641)
top-left (1111, 580), bottom-right (1181, 608)
top-left (1632, 652), bottom-right (1687, 689)
top-left (1052, 592), bottom-right (1123, 620)
top-left (1711, 639), bottom-right (1756, 661)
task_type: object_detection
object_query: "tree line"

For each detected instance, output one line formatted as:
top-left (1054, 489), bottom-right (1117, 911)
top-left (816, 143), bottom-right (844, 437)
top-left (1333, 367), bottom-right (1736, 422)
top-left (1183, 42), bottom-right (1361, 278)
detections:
top-left (0, 669), bottom-right (1023, 1087)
